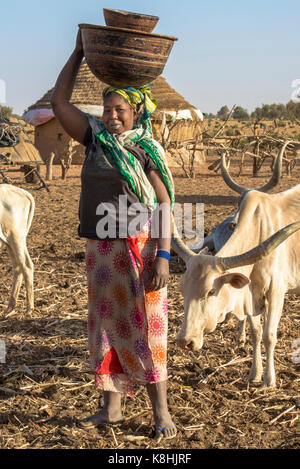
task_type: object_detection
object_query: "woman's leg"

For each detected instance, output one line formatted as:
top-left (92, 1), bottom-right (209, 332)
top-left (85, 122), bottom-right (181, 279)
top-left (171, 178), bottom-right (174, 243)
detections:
top-left (78, 391), bottom-right (123, 428)
top-left (146, 381), bottom-right (176, 438)
top-left (100, 391), bottom-right (123, 421)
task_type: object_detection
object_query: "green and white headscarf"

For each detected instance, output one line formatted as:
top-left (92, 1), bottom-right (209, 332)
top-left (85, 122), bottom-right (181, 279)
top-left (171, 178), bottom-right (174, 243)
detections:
top-left (90, 85), bottom-right (175, 211)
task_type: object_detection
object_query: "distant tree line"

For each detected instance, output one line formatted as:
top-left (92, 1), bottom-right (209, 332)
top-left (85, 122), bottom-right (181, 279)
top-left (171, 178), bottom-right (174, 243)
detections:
top-left (2, 101), bottom-right (300, 124)
top-left (205, 101), bottom-right (300, 121)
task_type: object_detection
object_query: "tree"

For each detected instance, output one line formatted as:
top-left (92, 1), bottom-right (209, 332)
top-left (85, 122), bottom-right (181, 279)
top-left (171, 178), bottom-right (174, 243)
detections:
top-left (251, 107), bottom-right (263, 120)
top-left (217, 105), bottom-right (230, 120)
top-left (205, 112), bottom-right (216, 119)
top-left (269, 103), bottom-right (287, 119)
top-left (251, 103), bottom-right (289, 120)
top-left (0, 105), bottom-right (13, 120)
top-left (232, 106), bottom-right (249, 120)
top-left (286, 100), bottom-right (300, 120)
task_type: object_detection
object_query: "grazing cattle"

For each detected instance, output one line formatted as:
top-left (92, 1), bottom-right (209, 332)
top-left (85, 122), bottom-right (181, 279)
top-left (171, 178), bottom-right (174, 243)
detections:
top-left (0, 184), bottom-right (35, 315)
top-left (172, 184), bottom-right (300, 388)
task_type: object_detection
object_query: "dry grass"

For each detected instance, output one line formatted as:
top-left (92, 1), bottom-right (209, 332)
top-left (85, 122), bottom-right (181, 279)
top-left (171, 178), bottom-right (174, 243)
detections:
top-left (0, 163), bottom-right (299, 449)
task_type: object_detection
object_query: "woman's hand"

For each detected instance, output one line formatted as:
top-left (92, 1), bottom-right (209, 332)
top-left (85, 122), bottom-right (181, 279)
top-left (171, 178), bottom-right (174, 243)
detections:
top-left (145, 257), bottom-right (169, 292)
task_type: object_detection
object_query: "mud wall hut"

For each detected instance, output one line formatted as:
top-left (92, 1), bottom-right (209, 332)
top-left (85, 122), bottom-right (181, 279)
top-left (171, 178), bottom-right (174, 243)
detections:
top-left (24, 61), bottom-right (204, 167)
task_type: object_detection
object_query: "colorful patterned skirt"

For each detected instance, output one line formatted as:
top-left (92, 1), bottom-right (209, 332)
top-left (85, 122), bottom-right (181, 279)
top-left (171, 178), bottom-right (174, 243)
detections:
top-left (85, 223), bottom-right (168, 398)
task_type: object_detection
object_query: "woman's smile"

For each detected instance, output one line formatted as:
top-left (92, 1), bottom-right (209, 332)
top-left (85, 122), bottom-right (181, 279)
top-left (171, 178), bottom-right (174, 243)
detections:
top-left (109, 122), bottom-right (122, 131)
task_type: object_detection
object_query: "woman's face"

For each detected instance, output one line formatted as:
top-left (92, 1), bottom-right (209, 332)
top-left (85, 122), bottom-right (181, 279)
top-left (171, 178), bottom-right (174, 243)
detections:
top-left (102, 93), bottom-right (137, 134)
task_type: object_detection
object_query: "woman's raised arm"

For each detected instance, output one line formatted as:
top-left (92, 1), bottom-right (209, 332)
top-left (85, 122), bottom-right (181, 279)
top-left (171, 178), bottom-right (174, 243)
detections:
top-left (50, 30), bottom-right (89, 145)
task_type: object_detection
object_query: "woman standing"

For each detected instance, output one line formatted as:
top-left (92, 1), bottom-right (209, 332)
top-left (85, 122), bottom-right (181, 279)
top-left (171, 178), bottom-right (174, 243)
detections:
top-left (51, 30), bottom-right (176, 441)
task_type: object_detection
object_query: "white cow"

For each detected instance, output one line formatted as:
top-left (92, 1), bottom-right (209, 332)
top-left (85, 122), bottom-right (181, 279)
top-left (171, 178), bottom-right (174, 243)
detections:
top-left (172, 185), bottom-right (300, 388)
top-left (0, 184), bottom-right (35, 315)
top-left (190, 146), bottom-right (286, 344)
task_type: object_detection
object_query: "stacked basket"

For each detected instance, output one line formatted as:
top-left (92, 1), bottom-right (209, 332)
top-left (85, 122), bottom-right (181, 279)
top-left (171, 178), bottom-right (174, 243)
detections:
top-left (79, 9), bottom-right (177, 87)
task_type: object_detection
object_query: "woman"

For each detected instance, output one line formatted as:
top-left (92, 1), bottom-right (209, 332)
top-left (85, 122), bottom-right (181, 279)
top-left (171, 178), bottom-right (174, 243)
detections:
top-left (51, 30), bottom-right (176, 441)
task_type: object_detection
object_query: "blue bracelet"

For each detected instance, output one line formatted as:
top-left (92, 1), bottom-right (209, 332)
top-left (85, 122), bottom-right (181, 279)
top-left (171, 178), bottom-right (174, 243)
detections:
top-left (156, 250), bottom-right (170, 261)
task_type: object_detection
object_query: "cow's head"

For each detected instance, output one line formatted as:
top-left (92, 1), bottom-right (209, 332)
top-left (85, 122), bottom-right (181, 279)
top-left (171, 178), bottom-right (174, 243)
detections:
top-left (177, 253), bottom-right (249, 350)
top-left (172, 218), bottom-right (300, 351)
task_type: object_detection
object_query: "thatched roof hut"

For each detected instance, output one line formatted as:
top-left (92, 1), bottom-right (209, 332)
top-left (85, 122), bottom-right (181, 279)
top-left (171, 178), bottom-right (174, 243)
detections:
top-left (24, 61), bottom-right (203, 165)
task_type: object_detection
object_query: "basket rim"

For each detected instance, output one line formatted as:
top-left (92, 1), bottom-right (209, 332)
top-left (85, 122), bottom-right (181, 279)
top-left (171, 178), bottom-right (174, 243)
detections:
top-left (103, 8), bottom-right (159, 21)
top-left (78, 24), bottom-right (178, 41)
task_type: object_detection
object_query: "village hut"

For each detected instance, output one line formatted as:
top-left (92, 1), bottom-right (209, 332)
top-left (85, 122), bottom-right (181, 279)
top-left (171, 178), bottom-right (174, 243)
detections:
top-left (23, 61), bottom-right (204, 167)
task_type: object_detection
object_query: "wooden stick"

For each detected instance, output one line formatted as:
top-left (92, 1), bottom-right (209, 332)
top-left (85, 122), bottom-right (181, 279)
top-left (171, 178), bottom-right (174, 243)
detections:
top-left (0, 168), bottom-right (11, 183)
top-left (211, 104), bottom-right (237, 140)
top-left (33, 168), bottom-right (50, 193)
top-left (200, 356), bottom-right (252, 383)
top-left (123, 435), bottom-right (147, 441)
top-left (123, 410), bottom-right (151, 422)
top-left (0, 386), bottom-right (17, 395)
top-left (269, 405), bottom-right (296, 425)
top-left (110, 426), bottom-right (118, 447)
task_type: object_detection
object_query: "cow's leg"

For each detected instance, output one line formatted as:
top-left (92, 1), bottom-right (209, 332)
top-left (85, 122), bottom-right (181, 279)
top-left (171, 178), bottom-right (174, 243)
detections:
top-left (9, 239), bottom-right (34, 313)
top-left (5, 244), bottom-right (23, 313)
top-left (0, 241), bottom-right (19, 316)
top-left (23, 245), bottom-right (34, 312)
top-left (236, 290), bottom-right (252, 346)
top-left (247, 314), bottom-right (263, 383)
top-left (262, 290), bottom-right (284, 388)
top-left (236, 318), bottom-right (246, 345)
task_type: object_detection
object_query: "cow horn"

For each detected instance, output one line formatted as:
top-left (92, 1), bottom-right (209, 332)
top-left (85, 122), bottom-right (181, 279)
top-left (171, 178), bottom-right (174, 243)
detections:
top-left (220, 141), bottom-right (290, 195)
top-left (258, 141), bottom-right (290, 192)
top-left (219, 221), bottom-right (300, 270)
top-left (171, 214), bottom-right (196, 262)
top-left (220, 153), bottom-right (245, 195)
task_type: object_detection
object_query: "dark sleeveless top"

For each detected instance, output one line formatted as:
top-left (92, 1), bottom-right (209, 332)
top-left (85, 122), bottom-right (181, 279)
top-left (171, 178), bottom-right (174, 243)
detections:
top-left (78, 126), bottom-right (158, 240)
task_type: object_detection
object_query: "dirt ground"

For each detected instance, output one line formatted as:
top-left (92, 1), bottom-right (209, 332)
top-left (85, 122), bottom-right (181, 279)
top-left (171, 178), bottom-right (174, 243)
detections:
top-left (0, 160), bottom-right (299, 450)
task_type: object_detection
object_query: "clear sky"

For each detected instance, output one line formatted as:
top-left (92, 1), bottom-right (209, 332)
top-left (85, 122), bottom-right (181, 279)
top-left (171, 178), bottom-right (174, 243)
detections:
top-left (1, 0), bottom-right (299, 116)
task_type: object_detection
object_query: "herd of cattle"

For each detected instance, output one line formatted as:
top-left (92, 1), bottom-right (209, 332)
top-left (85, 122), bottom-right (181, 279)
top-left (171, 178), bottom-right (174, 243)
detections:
top-left (0, 149), bottom-right (299, 389)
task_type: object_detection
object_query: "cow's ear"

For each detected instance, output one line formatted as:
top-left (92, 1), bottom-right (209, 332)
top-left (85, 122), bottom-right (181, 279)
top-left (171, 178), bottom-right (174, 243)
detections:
top-left (220, 273), bottom-right (250, 289)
